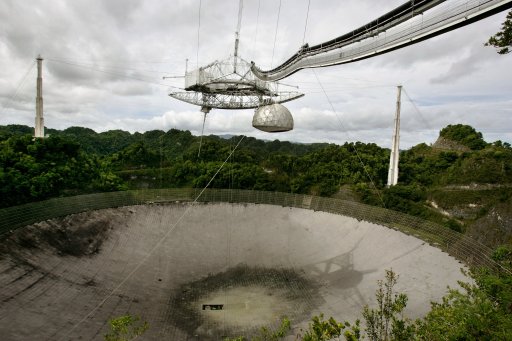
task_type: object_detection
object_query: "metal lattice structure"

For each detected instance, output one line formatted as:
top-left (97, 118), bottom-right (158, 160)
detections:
top-left (169, 57), bottom-right (303, 110)
top-left (169, 0), bottom-right (303, 114)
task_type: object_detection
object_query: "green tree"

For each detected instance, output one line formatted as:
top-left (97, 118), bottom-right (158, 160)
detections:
top-left (224, 317), bottom-right (291, 341)
top-left (115, 141), bottom-right (160, 169)
top-left (416, 281), bottom-right (512, 340)
top-left (104, 314), bottom-right (148, 341)
top-left (439, 124), bottom-right (487, 150)
top-left (0, 134), bottom-right (126, 207)
top-left (417, 247), bottom-right (512, 340)
top-left (299, 315), bottom-right (360, 341)
top-left (362, 270), bottom-right (414, 341)
top-left (486, 10), bottom-right (512, 54)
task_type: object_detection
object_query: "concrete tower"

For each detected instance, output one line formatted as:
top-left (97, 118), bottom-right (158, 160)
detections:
top-left (34, 55), bottom-right (45, 138)
top-left (387, 85), bottom-right (402, 187)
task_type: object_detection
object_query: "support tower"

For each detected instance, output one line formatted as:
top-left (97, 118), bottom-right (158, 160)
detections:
top-left (387, 85), bottom-right (402, 187)
top-left (34, 55), bottom-right (44, 138)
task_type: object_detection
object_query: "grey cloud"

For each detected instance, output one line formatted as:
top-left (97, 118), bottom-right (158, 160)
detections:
top-left (45, 61), bottom-right (99, 83)
top-left (1, 97), bottom-right (32, 114)
top-left (101, 0), bottom-right (141, 27)
top-left (111, 81), bottom-right (154, 96)
top-left (430, 47), bottom-right (484, 84)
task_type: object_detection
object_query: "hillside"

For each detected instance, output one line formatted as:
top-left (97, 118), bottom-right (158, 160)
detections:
top-left (1, 123), bottom-right (511, 246)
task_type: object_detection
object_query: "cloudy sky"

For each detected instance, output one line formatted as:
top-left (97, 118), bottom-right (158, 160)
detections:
top-left (0, 0), bottom-right (511, 148)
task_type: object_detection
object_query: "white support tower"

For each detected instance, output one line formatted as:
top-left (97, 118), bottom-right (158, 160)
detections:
top-left (387, 85), bottom-right (402, 187)
top-left (34, 55), bottom-right (45, 138)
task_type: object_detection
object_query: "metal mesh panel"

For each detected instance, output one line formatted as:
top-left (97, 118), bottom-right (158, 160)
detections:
top-left (0, 188), bottom-right (503, 272)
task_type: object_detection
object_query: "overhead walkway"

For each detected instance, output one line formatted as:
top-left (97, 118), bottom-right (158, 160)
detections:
top-left (251, 0), bottom-right (512, 81)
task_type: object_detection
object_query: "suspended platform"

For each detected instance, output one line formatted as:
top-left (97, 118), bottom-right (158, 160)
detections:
top-left (169, 56), bottom-right (303, 111)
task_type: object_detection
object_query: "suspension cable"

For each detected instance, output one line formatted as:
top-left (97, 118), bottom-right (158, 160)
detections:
top-left (402, 87), bottom-right (432, 130)
top-left (302, 0), bottom-right (311, 45)
top-left (234, 0), bottom-right (244, 58)
top-left (250, 0), bottom-right (262, 61)
top-left (43, 57), bottom-right (174, 74)
top-left (312, 69), bottom-right (386, 207)
top-left (57, 135), bottom-right (246, 340)
top-left (196, 0), bottom-right (202, 71)
top-left (0, 61), bottom-right (36, 118)
top-left (45, 59), bottom-right (183, 90)
top-left (270, 0), bottom-right (282, 68)
top-left (197, 111), bottom-right (207, 158)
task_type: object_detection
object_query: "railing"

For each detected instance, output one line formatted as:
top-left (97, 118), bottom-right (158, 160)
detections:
top-left (0, 188), bottom-right (502, 272)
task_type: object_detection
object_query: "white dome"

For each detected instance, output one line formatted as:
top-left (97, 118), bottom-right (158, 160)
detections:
top-left (252, 104), bottom-right (294, 132)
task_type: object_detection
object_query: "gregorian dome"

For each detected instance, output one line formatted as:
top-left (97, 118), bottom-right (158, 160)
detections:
top-left (252, 103), bottom-right (294, 132)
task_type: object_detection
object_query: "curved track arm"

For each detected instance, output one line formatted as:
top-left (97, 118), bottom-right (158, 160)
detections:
top-left (252, 0), bottom-right (512, 81)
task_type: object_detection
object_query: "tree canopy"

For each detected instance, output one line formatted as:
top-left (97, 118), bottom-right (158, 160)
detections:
top-left (486, 10), bottom-right (512, 54)
top-left (439, 124), bottom-right (487, 150)
top-left (1, 123), bottom-right (511, 235)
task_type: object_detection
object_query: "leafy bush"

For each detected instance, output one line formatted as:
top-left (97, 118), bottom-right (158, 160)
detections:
top-left (0, 135), bottom-right (124, 207)
top-left (439, 124), bottom-right (487, 150)
top-left (362, 270), bottom-right (415, 341)
top-left (299, 315), bottom-right (360, 341)
top-left (224, 317), bottom-right (291, 341)
top-left (104, 315), bottom-right (148, 341)
top-left (416, 281), bottom-right (512, 340)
